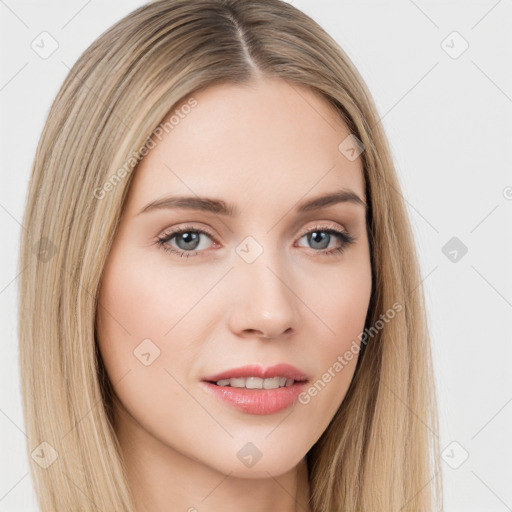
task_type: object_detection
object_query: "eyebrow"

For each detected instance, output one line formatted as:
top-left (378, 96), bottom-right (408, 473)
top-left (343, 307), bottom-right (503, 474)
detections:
top-left (138, 188), bottom-right (368, 217)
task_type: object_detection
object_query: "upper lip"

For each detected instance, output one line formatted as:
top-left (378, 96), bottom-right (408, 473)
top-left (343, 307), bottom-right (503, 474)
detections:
top-left (202, 363), bottom-right (309, 383)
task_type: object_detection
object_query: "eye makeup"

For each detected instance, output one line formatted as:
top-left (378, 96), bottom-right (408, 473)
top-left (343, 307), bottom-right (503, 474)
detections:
top-left (155, 223), bottom-right (357, 259)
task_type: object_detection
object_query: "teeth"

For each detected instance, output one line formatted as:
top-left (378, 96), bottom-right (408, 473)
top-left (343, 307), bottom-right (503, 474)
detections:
top-left (215, 377), bottom-right (296, 389)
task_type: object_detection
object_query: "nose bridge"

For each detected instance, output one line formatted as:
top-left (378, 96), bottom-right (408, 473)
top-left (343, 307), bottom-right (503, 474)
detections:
top-left (229, 235), bottom-right (298, 338)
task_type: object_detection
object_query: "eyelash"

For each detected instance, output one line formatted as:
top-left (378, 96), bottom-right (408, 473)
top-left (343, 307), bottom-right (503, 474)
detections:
top-left (155, 223), bottom-right (357, 259)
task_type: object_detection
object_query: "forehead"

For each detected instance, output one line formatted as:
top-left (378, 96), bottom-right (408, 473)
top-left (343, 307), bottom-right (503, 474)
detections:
top-left (125, 78), bottom-right (365, 215)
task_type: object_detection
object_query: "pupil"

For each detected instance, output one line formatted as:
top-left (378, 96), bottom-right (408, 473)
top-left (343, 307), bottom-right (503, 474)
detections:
top-left (178, 232), bottom-right (199, 250)
top-left (309, 231), bottom-right (329, 249)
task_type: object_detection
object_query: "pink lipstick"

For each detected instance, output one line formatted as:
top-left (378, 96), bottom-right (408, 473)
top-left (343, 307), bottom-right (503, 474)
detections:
top-left (200, 363), bottom-right (309, 415)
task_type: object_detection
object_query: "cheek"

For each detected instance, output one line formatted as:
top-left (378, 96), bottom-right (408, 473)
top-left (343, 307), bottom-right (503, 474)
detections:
top-left (329, 265), bottom-right (372, 369)
top-left (296, 260), bottom-right (372, 431)
top-left (312, 253), bottom-right (372, 351)
top-left (95, 249), bottom-right (177, 389)
top-left (95, 249), bottom-right (216, 405)
top-left (95, 254), bottom-right (197, 438)
top-left (96, 249), bottom-right (200, 352)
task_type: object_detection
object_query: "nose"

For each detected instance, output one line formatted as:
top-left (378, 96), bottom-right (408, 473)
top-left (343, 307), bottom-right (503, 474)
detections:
top-left (227, 254), bottom-right (299, 340)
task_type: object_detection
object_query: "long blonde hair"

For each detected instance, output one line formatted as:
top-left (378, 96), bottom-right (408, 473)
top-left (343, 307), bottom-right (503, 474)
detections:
top-left (18, 0), bottom-right (443, 510)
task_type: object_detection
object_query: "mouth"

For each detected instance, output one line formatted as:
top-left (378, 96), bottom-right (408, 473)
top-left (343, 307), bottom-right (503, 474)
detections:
top-left (205, 376), bottom-right (305, 389)
top-left (201, 363), bottom-right (309, 387)
top-left (200, 363), bottom-right (310, 415)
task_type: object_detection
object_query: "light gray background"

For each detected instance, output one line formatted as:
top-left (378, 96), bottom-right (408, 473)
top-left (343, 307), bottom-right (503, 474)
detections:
top-left (1, 1), bottom-right (511, 511)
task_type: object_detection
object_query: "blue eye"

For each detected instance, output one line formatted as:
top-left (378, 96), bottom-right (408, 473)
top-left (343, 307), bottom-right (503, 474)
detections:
top-left (296, 226), bottom-right (356, 256)
top-left (156, 224), bottom-right (356, 259)
top-left (156, 225), bottom-right (215, 258)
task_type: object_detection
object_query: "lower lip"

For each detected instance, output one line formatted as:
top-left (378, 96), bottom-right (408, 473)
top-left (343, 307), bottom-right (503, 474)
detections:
top-left (200, 381), bottom-right (308, 415)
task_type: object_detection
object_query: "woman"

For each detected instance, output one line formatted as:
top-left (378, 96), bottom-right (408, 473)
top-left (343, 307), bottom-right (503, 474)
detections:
top-left (18, 0), bottom-right (443, 510)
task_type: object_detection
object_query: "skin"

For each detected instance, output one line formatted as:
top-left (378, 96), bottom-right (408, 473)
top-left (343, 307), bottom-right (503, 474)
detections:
top-left (95, 77), bottom-right (372, 512)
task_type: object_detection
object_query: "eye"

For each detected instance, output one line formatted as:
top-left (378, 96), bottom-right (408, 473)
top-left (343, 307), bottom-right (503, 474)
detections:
top-left (156, 224), bottom-right (217, 258)
top-left (296, 224), bottom-right (356, 257)
top-left (155, 223), bottom-right (356, 259)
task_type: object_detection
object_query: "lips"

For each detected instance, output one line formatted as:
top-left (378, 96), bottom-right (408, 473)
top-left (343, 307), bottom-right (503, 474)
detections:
top-left (202, 363), bottom-right (309, 384)
top-left (201, 380), bottom-right (309, 414)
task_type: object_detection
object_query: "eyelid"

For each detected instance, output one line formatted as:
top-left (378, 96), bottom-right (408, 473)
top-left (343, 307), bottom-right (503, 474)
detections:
top-left (157, 220), bottom-right (349, 243)
top-left (158, 223), bottom-right (217, 239)
top-left (296, 221), bottom-right (349, 238)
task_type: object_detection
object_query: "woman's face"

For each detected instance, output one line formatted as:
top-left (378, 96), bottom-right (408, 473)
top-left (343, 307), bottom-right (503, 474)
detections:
top-left (96, 77), bottom-right (372, 478)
